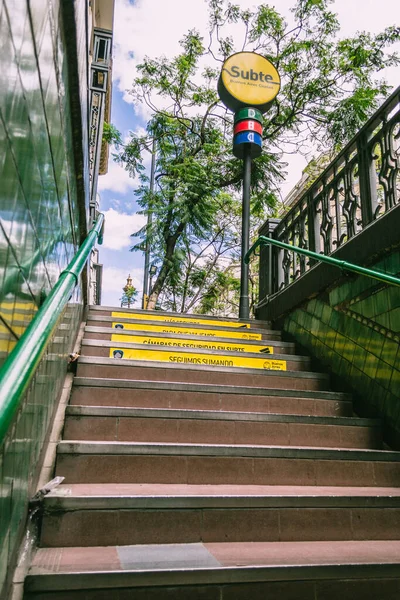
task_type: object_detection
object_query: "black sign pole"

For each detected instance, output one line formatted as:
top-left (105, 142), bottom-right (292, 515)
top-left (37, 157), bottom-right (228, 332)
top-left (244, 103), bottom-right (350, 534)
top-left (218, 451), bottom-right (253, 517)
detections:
top-left (239, 143), bottom-right (252, 319)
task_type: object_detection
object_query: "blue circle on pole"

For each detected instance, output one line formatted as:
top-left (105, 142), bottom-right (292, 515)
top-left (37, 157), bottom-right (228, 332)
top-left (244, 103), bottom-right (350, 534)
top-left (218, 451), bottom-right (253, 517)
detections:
top-left (234, 131), bottom-right (262, 147)
top-left (233, 131), bottom-right (263, 158)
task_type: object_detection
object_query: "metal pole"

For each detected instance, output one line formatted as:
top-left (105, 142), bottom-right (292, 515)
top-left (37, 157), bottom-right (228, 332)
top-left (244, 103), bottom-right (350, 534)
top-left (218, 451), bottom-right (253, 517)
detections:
top-left (239, 144), bottom-right (252, 319)
top-left (142, 139), bottom-right (156, 308)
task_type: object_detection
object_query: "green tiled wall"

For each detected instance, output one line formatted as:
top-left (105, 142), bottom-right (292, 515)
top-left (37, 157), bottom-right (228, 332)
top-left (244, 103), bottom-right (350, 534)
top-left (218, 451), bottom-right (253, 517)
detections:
top-left (0, 0), bottom-right (87, 595)
top-left (284, 250), bottom-right (400, 446)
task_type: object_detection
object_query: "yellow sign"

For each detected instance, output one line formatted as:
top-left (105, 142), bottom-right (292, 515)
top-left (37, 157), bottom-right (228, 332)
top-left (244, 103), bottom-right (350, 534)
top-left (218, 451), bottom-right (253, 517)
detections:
top-left (111, 322), bottom-right (262, 340)
top-left (111, 333), bottom-right (273, 354)
top-left (218, 52), bottom-right (280, 112)
top-left (111, 312), bottom-right (250, 329)
top-left (110, 347), bottom-right (286, 371)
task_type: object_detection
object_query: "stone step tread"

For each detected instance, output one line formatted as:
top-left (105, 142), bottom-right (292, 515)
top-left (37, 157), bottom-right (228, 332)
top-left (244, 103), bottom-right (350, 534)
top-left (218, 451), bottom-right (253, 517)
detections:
top-left (27, 540), bottom-right (400, 592)
top-left (56, 441), bottom-right (400, 461)
top-left (44, 483), bottom-right (400, 509)
top-left (73, 377), bottom-right (351, 401)
top-left (77, 356), bottom-right (328, 379)
top-left (65, 405), bottom-right (378, 427)
top-left (88, 305), bottom-right (272, 327)
top-left (87, 314), bottom-right (279, 336)
top-left (85, 326), bottom-right (294, 348)
top-left (81, 338), bottom-right (307, 361)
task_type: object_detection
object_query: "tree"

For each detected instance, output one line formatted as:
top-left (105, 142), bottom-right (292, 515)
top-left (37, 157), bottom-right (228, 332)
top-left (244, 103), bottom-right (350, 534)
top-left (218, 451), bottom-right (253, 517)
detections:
top-left (110, 0), bottom-right (400, 311)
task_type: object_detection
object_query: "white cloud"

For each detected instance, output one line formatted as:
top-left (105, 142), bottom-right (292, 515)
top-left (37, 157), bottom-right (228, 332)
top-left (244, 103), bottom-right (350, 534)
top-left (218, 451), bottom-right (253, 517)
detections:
top-left (97, 159), bottom-right (137, 194)
top-left (112, 0), bottom-right (209, 105)
top-left (97, 131), bottom-right (154, 194)
top-left (102, 207), bottom-right (146, 250)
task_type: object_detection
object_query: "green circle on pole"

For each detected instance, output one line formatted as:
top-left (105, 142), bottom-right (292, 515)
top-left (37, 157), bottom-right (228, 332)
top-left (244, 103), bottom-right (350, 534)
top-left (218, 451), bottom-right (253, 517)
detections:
top-left (234, 107), bottom-right (263, 124)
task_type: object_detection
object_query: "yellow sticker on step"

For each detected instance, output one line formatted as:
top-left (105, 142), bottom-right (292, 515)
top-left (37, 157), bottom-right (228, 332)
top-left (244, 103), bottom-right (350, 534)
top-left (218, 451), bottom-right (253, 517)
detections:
top-left (109, 347), bottom-right (286, 371)
top-left (111, 333), bottom-right (274, 354)
top-left (112, 322), bottom-right (262, 341)
top-left (111, 311), bottom-right (250, 329)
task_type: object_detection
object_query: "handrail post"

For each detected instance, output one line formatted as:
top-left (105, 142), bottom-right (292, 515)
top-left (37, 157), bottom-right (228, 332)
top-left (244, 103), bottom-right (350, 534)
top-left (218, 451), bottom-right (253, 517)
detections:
top-left (307, 192), bottom-right (320, 266)
top-left (357, 131), bottom-right (377, 225)
top-left (258, 218), bottom-right (280, 301)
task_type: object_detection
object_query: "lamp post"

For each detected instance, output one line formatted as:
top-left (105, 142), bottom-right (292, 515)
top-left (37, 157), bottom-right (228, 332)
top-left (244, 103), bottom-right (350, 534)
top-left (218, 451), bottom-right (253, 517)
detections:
top-left (142, 138), bottom-right (156, 309)
top-left (149, 264), bottom-right (157, 297)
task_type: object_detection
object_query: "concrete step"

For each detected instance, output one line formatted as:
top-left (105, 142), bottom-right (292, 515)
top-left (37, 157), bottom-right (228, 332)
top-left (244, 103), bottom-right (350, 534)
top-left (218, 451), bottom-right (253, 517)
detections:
top-left (55, 441), bottom-right (400, 486)
top-left (86, 314), bottom-right (281, 340)
top-left (80, 339), bottom-right (309, 372)
top-left (84, 325), bottom-right (295, 354)
top-left (25, 540), bottom-right (400, 599)
top-left (71, 378), bottom-right (353, 416)
top-left (76, 357), bottom-right (329, 391)
top-left (40, 483), bottom-right (400, 548)
top-left (88, 305), bottom-right (273, 330)
top-left (63, 406), bottom-right (382, 449)
top-left (43, 482), bottom-right (400, 507)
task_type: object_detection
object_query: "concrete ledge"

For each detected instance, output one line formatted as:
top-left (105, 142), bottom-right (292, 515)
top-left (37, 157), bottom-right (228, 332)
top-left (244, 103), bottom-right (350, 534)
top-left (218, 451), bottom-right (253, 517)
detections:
top-left (72, 377), bottom-right (351, 401)
top-left (56, 441), bottom-right (400, 461)
top-left (76, 356), bottom-right (327, 380)
top-left (25, 540), bottom-right (400, 592)
top-left (65, 405), bottom-right (378, 427)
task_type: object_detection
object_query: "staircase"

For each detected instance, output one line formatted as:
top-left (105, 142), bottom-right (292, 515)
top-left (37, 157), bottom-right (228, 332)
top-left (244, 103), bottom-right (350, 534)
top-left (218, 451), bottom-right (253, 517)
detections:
top-left (24, 307), bottom-right (400, 599)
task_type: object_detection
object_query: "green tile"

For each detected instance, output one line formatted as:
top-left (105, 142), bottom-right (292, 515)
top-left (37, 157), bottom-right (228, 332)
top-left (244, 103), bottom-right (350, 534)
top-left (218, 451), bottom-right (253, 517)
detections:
top-left (375, 289), bottom-right (390, 316)
top-left (389, 368), bottom-right (400, 396)
top-left (321, 304), bottom-right (332, 324)
top-left (388, 307), bottom-right (400, 332)
top-left (375, 360), bottom-right (393, 390)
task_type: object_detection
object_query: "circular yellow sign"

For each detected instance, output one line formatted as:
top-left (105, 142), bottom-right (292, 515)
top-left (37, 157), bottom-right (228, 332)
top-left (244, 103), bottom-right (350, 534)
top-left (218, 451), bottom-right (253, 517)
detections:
top-left (218, 52), bottom-right (280, 113)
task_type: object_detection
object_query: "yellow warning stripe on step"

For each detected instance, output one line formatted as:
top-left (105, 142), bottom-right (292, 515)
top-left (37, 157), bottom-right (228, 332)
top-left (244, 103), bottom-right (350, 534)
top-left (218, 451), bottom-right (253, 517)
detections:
top-left (111, 333), bottom-right (274, 354)
top-left (112, 322), bottom-right (262, 340)
top-left (110, 347), bottom-right (286, 371)
top-left (111, 312), bottom-right (250, 329)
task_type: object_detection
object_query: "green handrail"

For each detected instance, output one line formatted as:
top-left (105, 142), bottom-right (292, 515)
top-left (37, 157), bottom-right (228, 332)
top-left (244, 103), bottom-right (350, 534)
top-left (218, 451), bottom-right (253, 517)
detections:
top-left (245, 235), bottom-right (400, 288)
top-left (0, 213), bottom-right (105, 444)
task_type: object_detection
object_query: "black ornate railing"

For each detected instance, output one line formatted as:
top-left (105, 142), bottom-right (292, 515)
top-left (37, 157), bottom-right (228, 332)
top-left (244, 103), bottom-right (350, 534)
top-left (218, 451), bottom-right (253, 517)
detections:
top-left (89, 27), bottom-right (113, 216)
top-left (262, 85), bottom-right (400, 295)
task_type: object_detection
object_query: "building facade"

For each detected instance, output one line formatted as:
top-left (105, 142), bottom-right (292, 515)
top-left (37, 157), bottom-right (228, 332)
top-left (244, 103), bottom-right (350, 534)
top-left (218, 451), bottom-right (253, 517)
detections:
top-left (0, 1), bottom-right (114, 597)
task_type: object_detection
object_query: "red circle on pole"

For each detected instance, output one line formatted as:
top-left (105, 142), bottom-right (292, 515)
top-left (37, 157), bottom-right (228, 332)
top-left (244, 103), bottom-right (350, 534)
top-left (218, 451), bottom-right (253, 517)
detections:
top-left (234, 119), bottom-right (263, 135)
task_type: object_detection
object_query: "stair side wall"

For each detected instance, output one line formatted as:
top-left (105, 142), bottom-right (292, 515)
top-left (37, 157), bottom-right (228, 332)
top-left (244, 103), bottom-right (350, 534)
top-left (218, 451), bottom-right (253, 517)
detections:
top-left (0, 0), bottom-right (89, 597)
top-left (281, 248), bottom-right (400, 448)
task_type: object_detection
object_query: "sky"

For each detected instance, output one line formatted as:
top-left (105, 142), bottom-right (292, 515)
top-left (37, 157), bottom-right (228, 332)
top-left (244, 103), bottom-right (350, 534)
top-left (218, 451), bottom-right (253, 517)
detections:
top-left (97, 0), bottom-right (400, 308)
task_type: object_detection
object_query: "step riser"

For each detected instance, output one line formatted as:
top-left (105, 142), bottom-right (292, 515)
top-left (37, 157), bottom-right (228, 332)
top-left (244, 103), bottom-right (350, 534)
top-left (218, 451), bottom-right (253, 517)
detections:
top-left (76, 364), bottom-right (328, 391)
top-left (55, 454), bottom-right (400, 487)
top-left (89, 309), bottom-right (273, 331)
top-left (83, 331), bottom-right (295, 354)
top-left (80, 346), bottom-right (309, 371)
top-left (86, 319), bottom-right (282, 340)
top-left (40, 506), bottom-right (400, 548)
top-left (63, 416), bottom-right (381, 450)
top-left (70, 387), bottom-right (352, 417)
top-left (22, 577), bottom-right (400, 600)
